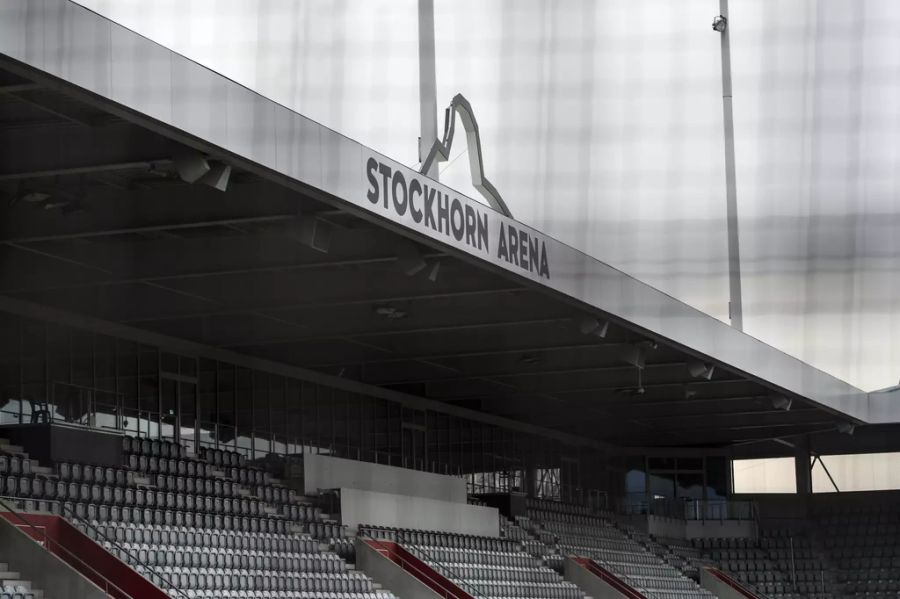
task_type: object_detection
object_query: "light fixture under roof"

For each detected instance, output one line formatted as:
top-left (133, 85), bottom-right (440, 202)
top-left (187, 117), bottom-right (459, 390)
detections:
top-left (198, 163), bottom-right (231, 191)
top-left (712, 15), bottom-right (727, 32)
top-left (771, 396), bottom-right (792, 411)
top-left (622, 341), bottom-right (656, 369)
top-left (688, 361), bottom-right (716, 380)
top-left (295, 215), bottom-right (334, 253)
top-left (22, 191), bottom-right (51, 203)
top-left (578, 317), bottom-right (609, 338)
top-left (837, 422), bottom-right (856, 436)
top-left (396, 241), bottom-right (427, 276)
top-left (374, 305), bottom-right (407, 320)
top-left (173, 150), bottom-right (210, 183)
top-left (426, 261), bottom-right (441, 283)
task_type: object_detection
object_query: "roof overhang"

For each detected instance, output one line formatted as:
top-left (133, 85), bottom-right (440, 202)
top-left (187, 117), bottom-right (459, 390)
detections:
top-left (0, 0), bottom-right (886, 449)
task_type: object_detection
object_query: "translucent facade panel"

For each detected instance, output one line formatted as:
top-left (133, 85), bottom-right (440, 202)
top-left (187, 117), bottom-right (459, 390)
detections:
top-left (812, 452), bottom-right (900, 493)
top-left (732, 457), bottom-right (797, 494)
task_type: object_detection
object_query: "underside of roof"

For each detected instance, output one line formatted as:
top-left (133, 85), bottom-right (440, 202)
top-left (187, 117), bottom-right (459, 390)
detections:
top-left (0, 0), bottom-right (880, 450)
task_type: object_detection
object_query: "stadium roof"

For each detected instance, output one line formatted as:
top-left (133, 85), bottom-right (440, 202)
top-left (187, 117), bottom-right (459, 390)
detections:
top-left (0, 0), bottom-right (891, 449)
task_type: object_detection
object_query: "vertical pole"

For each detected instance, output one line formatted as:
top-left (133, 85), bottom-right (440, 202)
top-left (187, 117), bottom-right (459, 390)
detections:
top-left (418, 0), bottom-right (439, 179)
top-left (719, 0), bottom-right (743, 330)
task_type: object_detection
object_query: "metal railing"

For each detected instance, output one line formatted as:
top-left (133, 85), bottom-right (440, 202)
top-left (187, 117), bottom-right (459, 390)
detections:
top-left (0, 496), bottom-right (191, 599)
top-left (579, 557), bottom-right (664, 599)
top-left (585, 554), bottom-right (667, 599)
top-left (0, 495), bottom-right (137, 599)
top-left (358, 527), bottom-right (490, 599)
top-left (619, 497), bottom-right (757, 521)
top-left (706, 567), bottom-right (773, 599)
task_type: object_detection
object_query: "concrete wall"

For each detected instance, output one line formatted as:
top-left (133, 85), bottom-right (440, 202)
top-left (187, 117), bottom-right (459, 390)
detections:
top-left (355, 539), bottom-right (442, 599)
top-left (0, 424), bottom-right (122, 468)
top-left (304, 454), bottom-right (467, 503)
top-left (563, 557), bottom-right (627, 599)
top-left (686, 519), bottom-right (756, 539)
top-left (626, 515), bottom-right (756, 540)
top-left (0, 515), bottom-right (108, 599)
top-left (341, 487), bottom-right (499, 537)
top-left (701, 568), bottom-right (749, 599)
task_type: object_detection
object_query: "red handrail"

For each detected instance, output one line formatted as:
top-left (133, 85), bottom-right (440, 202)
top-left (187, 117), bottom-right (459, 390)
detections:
top-left (363, 537), bottom-right (476, 599)
top-left (574, 557), bottom-right (649, 599)
top-left (705, 567), bottom-right (769, 599)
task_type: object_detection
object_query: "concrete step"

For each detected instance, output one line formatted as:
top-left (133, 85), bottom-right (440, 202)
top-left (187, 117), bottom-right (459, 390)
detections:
top-left (0, 570), bottom-right (25, 589)
top-left (31, 464), bottom-right (54, 477)
top-left (0, 439), bottom-right (27, 455)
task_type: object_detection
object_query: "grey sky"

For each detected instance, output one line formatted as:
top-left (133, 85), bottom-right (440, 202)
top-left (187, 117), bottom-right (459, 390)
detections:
top-left (75, 0), bottom-right (900, 392)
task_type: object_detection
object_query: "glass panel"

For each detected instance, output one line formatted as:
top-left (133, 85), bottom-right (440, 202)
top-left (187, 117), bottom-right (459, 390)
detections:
top-left (235, 367), bottom-right (252, 459)
top-left (252, 371), bottom-right (270, 459)
top-left (179, 381), bottom-right (197, 454)
top-left (0, 315), bottom-right (20, 425)
top-left (216, 362), bottom-right (235, 450)
top-left (705, 456), bottom-right (728, 500)
top-left (732, 458), bottom-right (797, 494)
top-left (197, 359), bottom-right (216, 451)
top-left (21, 320), bottom-right (46, 425)
top-left (270, 376), bottom-right (286, 456)
top-left (677, 472), bottom-right (705, 500)
top-left (160, 377), bottom-right (177, 443)
top-left (649, 472), bottom-right (675, 500)
top-left (648, 457), bottom-right (677, 470)
top-left (138, 346), bottom-right (159, 438)
top-left (812, 452), bottom-right (900, 493)
top-left (118, 340), bottom-right (140, 436)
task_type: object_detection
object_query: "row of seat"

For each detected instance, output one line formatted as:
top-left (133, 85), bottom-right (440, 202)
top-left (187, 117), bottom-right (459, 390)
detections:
top-left (1, 433), bottom-right (396, 599)
top-left (363, 523), bottom-right (584, 599)
top-left (87, 520), bottom-right (314, 552)
top-left (523, 504), bottom-right (716, 599)
top-left (359, 525), bottom-right (520, 553)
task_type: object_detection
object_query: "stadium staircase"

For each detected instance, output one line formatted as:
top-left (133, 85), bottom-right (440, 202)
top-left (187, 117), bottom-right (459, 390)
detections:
top-left (358, 524), bottom-right (586, 598)
top-left (652, 525), bottom-right (841, 599)
top-left (515, 498), bottom-right (716, 599)
top-left (0, 562), bottom-right (49, 599)
top-left (0, 432), bottom-right (398, 599)
top-left (815, 503), bottom-right (900, 599)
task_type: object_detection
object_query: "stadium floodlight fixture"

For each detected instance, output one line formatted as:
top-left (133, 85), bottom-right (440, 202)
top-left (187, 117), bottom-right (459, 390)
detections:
top-left (837, 422), bottom-right (856, 436)
top-left (687, 361), bottom-right (715, 380)
top-left (578, 317), bottom-right (609, 339)
top-left (427, 261), bottom-right (441, 283)
top-left (396, 241), bottom-right (428, 276)
top-left (21, 191), bottom-right (51, 204)
top-left (771, 395), bottom-right (793, 411)
top-left (622, 343), bottom-right (654, 370)
top-left (295, 215), bottom-right (333, 253)
top-left (198, 163), bottom-right (231, 192)
top-left (374, 305), bottom-right (407, 320)
top-left (712, 15), bottom-right (727, 32)
top-left (173, 150), bottom-right (210, 183)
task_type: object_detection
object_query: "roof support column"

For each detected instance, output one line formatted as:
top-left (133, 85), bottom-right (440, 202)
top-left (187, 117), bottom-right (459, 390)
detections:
top-left (418, 0), bottom-right (440, 180)
top-left (794, 434), bottom-right (812, 496)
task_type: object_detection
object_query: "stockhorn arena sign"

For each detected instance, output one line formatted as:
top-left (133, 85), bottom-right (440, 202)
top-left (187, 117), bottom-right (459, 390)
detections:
top-left (361, 93), bottom-right (549, 280)
top-left (365, 157), bottom-right (550, 280)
